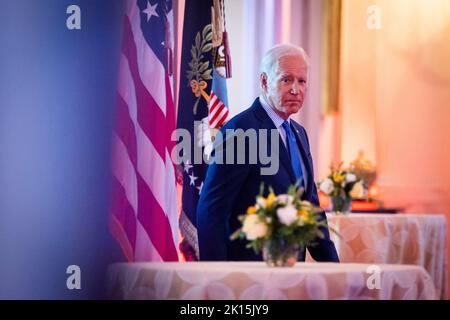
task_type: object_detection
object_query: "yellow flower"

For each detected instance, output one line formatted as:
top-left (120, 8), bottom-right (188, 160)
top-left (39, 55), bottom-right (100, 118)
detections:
top-left (298, 210), bottom-right (314, 225)
top-left (265, 192), bottom-right (276, 208)
top-left (297, 209), bottom-right (309, 218)
top-left (246, 206), bottom-right (257, 215)
top-left (332, 172), bottom-right (344, 184)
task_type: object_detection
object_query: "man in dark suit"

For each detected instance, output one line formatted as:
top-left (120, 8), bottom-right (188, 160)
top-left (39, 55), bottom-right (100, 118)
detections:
top-left (196, 44), bottom-right (339, 262)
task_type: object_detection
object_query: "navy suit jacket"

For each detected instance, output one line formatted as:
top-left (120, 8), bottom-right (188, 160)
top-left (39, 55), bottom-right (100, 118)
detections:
top-left (197, 98), bottom-right (339, 262)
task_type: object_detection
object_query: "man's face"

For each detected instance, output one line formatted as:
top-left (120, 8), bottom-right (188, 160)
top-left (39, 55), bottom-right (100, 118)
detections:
top-left (261, 55), bottom-right (308, 119)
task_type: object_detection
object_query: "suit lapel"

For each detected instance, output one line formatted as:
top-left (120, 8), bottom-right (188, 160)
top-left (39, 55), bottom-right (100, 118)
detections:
top-left (252, 99), bottom-right (297, 185)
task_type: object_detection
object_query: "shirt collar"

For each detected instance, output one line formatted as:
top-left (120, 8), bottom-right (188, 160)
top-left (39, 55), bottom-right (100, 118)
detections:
top-left (259, 95), bottom-right (290, 129)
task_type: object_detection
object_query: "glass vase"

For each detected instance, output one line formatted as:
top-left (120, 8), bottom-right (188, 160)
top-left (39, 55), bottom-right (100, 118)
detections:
top-left (330, 195), bottom-right (352, 215)
top-left (262, 239), bottom-right (301, 267)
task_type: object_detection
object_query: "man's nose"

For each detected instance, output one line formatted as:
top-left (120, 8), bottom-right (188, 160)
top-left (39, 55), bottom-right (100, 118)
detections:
top-left (290, 82), bottom-right (299, 94)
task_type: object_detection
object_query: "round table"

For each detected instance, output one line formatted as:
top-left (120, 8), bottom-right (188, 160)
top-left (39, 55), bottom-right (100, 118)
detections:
top-left (107, 261), bottom-right (437, 300)
top-left (313, 213), bottom-right (448, 299)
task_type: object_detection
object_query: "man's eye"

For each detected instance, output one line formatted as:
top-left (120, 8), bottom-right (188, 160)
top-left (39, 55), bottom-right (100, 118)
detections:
top-left (282, 78), bottom-right (291, 83)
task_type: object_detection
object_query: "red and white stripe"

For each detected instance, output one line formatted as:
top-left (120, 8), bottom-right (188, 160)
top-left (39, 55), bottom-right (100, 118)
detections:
top-left (110, 2), bottom-right (178, 262)
top-left (208, 91), bottom-right (229, 129)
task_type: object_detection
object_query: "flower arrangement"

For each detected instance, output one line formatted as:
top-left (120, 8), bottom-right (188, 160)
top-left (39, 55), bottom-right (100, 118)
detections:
top-left (318, 162), bottom-right (361, 214)
top-left (231, 184), bottom-right (332, 267)
top-left (350, 151), bottom-right (377, 199)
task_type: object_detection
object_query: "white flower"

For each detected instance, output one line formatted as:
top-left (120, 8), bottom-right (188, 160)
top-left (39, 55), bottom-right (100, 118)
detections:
top-left (276, 205), bottom-right (298, 225)
top-left (301, 200), bottom-right (311, 206)
top-left (242, 215), bottom-right (268, 240)
top-left (256, 196), bottom-right (266, 209)
top-left (276, 194), bottom-right (294, 205)
top-left (350, 180), bottom-right (364, 199)
top-left (297, 216), bottom-right (305, 227)
top-left (345, 173), bottom-right (357, 183)
top-left (300, 201), bottom-right (313, 210)
top-left (319, 178), bottom-right (334, 195)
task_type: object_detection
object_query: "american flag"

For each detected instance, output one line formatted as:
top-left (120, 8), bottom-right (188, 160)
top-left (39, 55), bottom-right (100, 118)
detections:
top-left (208, 84), bottom-right (229, 129)
top-left (110, 0), bottom-right (179, 262)
top-left (208, 74), bottom-right (229, 129)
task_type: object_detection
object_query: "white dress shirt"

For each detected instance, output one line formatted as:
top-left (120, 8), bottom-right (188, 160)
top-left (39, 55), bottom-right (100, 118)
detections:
top-left (259, 95), bottom-right (309, 189)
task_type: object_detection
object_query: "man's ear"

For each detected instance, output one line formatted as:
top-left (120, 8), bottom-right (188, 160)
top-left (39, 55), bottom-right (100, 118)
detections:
top-left (260, 73), bottom-right (268, 91)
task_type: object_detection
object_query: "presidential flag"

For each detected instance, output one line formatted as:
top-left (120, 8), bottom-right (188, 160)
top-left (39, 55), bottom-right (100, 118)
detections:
top-left (178, 0), bottom-right (231, 260)
top-left (110, 0), bottom-right (179, 262)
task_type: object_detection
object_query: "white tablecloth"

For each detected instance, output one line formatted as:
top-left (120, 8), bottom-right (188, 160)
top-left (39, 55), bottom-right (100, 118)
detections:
top-left (107, 262), bottom-right (437, 300)
top-left (316, 213), bottom-right (448, 299)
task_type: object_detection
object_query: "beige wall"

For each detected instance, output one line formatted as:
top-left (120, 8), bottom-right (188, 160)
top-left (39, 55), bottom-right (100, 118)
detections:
top-left (341, 0), bottom-right (450, 209)
top-left (340, 0), bottom-right (450, 296)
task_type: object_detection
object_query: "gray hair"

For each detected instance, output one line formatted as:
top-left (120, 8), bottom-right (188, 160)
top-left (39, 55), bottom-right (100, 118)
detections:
top-left (260, 44), bottom-right (309, 78)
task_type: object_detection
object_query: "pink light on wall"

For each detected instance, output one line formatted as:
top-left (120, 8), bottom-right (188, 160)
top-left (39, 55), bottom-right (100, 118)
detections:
top-left (281, 0), bottom-right (292, 43)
